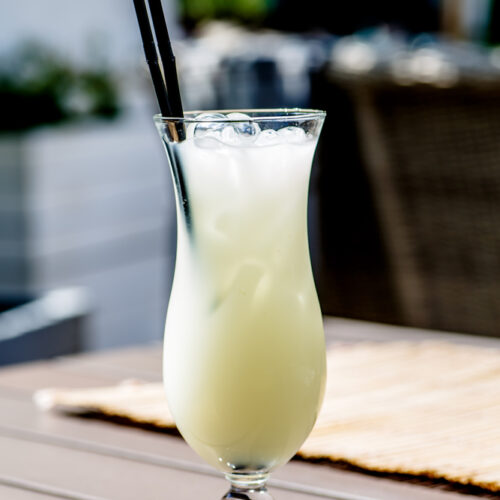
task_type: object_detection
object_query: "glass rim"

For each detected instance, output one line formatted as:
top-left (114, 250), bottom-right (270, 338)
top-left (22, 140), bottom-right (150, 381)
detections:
top-left (153, 108), bottom-right (326, 124)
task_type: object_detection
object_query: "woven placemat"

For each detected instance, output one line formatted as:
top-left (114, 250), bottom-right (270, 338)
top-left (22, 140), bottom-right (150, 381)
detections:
top-left (34, 342), bottom-right (500, 494)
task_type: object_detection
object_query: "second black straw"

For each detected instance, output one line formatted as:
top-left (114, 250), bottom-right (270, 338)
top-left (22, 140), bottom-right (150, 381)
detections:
top-left (133, 0), bottom-right (184, 133)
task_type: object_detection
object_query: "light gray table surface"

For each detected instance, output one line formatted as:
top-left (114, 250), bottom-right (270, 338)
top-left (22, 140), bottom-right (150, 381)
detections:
top-left (0, 316), bottom-right (495, 500)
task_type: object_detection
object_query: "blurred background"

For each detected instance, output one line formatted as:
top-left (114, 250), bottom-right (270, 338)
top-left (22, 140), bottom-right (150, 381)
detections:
top-left (2, 0), bottom-right (500, 365)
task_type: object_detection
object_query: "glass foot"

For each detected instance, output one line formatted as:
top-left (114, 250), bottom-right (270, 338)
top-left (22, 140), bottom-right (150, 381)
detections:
top-left (222, 485), bottom-right (274, 500)
top-left (222, 473), bottom-right (274, 500)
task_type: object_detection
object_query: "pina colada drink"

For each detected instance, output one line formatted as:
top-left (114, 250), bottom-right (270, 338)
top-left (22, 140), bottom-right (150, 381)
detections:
top-left (157, 111), bottom-right (326, 477)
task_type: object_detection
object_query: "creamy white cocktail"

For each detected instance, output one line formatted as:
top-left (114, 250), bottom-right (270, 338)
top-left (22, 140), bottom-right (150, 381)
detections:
top-left (156, 110), bottom-right (326, 488)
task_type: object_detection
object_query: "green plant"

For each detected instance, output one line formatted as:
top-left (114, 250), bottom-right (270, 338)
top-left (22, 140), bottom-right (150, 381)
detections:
top-left (0, 42), bottom-right (121, 133)
top-left (180, 0), bottom-right (274, 27)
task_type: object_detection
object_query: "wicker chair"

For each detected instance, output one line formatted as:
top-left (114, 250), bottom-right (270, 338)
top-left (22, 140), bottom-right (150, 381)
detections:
top-left (341, 80), bottom-right (500, 336)
top-left (310, 73), bottom-right (402, 325)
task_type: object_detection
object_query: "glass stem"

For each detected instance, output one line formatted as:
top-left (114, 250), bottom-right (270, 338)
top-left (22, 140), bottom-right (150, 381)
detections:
top-left (222, 473), bottom-right (274, 500)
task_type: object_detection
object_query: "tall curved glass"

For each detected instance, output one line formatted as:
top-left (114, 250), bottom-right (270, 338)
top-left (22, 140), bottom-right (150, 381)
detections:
top-left (155, 110), bottom-right (326, 499)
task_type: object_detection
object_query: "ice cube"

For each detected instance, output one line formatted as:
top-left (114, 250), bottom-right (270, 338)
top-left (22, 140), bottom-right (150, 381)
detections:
top-left (212, 260), bottom-right (270, 312)
top-left (195, 136), bottom-right (223, 149)
top-left (185, 123), bottom-right (197, 140)
top-left (277, 126), bottom-right (307, 144)
top-left (193, 113), bottom-right (226, 147)
top-left (232, 261), bottom-right (267, 297)
top-left (227, 112), bottom-right (260, 144)
top-left (255, 129), bottom-right (279, 146)
top-left (195, 112), bottom-right (227, 122)
top-left (226, 112), bottom-right (252, 120)
top-left (220, 125), bottom-right (240, 146)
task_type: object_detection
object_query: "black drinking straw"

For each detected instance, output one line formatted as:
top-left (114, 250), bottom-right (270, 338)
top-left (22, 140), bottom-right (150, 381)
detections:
top-left (147, 0), bottom-right (184, 120)
top-left (133, 0), bottom-right (185, 140)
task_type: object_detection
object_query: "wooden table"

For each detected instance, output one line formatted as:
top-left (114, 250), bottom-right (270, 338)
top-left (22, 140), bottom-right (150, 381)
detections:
top-left (0, 317), bottom-right (496, 500)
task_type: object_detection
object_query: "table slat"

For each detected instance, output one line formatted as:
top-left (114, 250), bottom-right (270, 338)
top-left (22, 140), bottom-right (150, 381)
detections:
top-left (0, 484), bottom-right (59, 500)
top-left (0, 396), bottom-right (471, 499)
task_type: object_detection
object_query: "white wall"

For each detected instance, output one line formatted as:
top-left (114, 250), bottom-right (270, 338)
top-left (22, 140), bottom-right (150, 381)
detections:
top-left (0, 0), bottom-right (182, 350)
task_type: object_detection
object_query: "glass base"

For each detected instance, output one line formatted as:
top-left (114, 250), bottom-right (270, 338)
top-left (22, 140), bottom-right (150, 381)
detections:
top-left (222, 472), bottom-right (274, 500)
